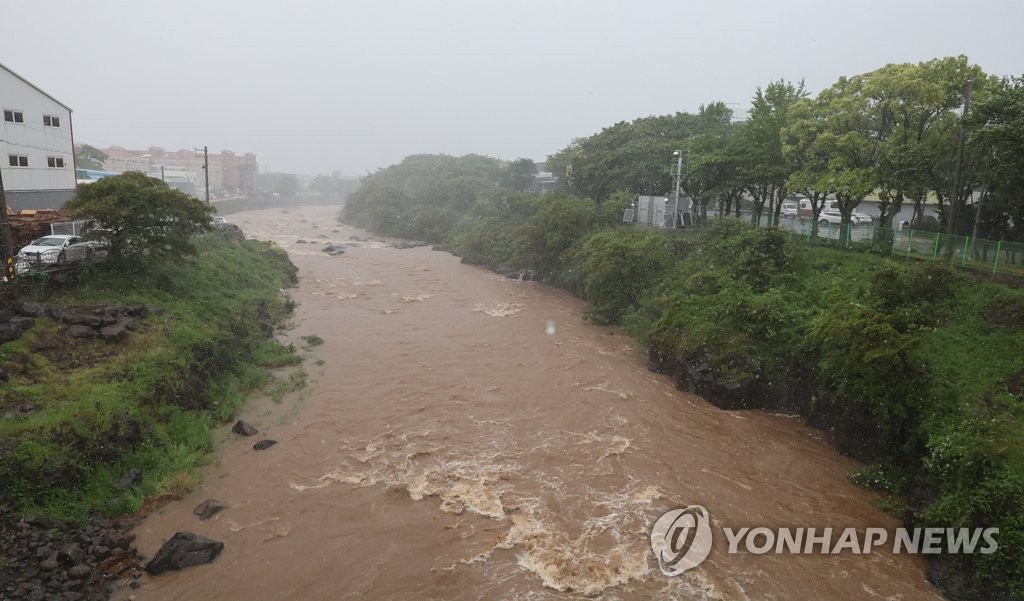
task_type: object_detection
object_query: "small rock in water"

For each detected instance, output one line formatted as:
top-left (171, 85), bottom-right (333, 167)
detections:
top-left (322, 243), bottom-right (346, 256)
top-left (253, 439), bottom-right (277, 450)
top-left (145, 532), bottom-right (224, 575)
top-left (231, 419), bottom-right (257, 436)
top-left (193, 499), bottom-right (228, 521)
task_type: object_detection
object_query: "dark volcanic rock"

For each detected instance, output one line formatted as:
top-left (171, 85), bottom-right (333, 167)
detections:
top-left (145, 532), bottom-right (224, 575)
top-left (322, 243), bottom-right (346, 256)
top-left (57, 543), bottom-right (84, 566)
top-left (99, 323), bottom-right (128, 342)
top-left (0, 323), bottom-right (21, 343)
top-left (115, 468), bottom-right (143, 490)
top-left (193, 499), bottom-right (228, 521)
top-left (253, 439), bottom-right (277, 450)
top-left (231, 419), bottom-right (257, 436)
top-left (126, 304), bottom-right (149, 318)
top-left (65, 314), bottom-right (102, 328)
top-left (67, 325), bottom-right (95, 339)
top-left (19, 302), bottom-right (46, 318)
top-left (9, 315), bottom-right (35, 331)
top-left (25, 516), bottom-right (56, 529)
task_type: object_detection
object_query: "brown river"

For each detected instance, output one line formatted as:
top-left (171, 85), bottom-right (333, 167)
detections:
top-left (126, 205), bottom-right (943, 600)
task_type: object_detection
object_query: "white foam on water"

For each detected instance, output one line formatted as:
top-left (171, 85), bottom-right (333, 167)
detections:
top-left (473, 303), bottom-right (523, 317)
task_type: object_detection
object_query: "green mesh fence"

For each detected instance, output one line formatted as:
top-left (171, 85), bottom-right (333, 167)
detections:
top-left (698, 212), bottom-right (1024, 276)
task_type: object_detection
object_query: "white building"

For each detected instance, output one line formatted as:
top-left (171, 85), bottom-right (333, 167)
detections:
top-left (0, 63), bottom-right (76, 210)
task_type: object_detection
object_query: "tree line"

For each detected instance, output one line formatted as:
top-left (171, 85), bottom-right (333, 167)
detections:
top-left (546, 55), bottom-right (1024, 241)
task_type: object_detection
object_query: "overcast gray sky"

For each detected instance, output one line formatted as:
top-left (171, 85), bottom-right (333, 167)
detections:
top-left (3, 0), bottom-right (1022, 177)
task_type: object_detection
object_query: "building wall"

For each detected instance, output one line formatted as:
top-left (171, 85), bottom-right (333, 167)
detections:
top-left (0, 65), bottom-right (76, 210)
top-left (101, 146), bottom-right (257, 196)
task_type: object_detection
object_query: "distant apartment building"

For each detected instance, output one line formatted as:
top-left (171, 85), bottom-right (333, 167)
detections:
top-left (0, 63), bottom-right (76, 210)
top-left (101, 146), bottom-right (257, 197)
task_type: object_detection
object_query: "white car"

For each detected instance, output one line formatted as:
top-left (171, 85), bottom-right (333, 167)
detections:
top-left (851, 210), bottom-right (873, 225)
top-left (818, 208), bottom-right (843, 225)
top-left (781, 201), bottom-right (798, 217)
top-left (16, 235), bottom-right (107, 271)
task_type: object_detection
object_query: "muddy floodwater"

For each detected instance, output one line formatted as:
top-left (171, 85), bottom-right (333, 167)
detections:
top-left (127, 205), bottom-right (944, 600)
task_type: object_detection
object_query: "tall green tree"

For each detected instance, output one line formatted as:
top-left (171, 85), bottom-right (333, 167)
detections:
top-left (274, 175), bottom-right (299, 198)
top-left (810, 74), bottom-right (881, 227)
top-left (74, 144), bottom-right (108, 170)
top-left (783, 97), bottom-right (832, 238)
top-left (739, 79), bottom-right (807, 226)
top-left (970, 75), bottom-right (1024, 241)
top-left (498, 158), bottom-right (538, 192)
top-left (546, 113), bottom-right (699, 203)
top-left (66, 172), bottom-right (213, 266)
top-left (685, 103), bottom-right (744, 222)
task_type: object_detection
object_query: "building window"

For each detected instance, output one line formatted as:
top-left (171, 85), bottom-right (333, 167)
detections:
top-left (3, 110), bottom-right (24, 123)
top-left (43, 115), bottom-right (61, 127)
top-left (8, 155), bottom-right (29, 167)
top-left (47, 157), bottom-right (65, 168)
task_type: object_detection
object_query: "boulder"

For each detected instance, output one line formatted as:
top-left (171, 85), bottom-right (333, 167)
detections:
top-left (322, 243), bottom-right (346, 256)
top-left (99, 323), bottom-right (128, 343)
top-left (9, 316), bottom-right (35, 331)
top-left (126, 304), bottom-right (149, 318)
top-left (193, 499), bottom-right (228, 521)
top-left (67, 564), bottom-right (91, 579)
top-left (57, 543), bottom-right (84, 566)
top-left (115, 468), bottom-right (143, 491)
top-left (253, 439), bottom-right (277, 450)
top-left (144, 532), bottom-right (224, 575)
top-left (231, 420), bottom-right (257, 436)
top-left (67, 325), bottom-right (95, 339)
top-left (0, 323), bottom-right (22, 343)
top-left (19, 303), bottom-right (46, 318)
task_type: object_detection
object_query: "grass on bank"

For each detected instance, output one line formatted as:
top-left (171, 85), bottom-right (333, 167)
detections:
top-left (0, 233), bottom-right (299, 522)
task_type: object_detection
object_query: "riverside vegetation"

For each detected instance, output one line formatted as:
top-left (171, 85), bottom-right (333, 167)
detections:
top-left (344, 153), bottom-right (1024, 601)
top-left (0, 175), bottom-right (300, 524)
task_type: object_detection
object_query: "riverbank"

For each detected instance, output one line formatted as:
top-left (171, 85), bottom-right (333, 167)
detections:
top-left (0, 231), bottom-right (299, 597)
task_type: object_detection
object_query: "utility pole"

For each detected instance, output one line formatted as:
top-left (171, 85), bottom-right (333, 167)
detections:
top-left (672, 150), bottom-right (684, 228)
top-left (195, 145), bottom-right (209, 203)
top-left (0, 166), bottom-right (14, 269)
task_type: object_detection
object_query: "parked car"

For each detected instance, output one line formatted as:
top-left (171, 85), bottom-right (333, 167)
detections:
top-left (16, 235), bottom-right (107, 271)
top-left (781, 201), bottom-right (798, 217)
top-left (851, 210), bottom-right (873, 225)
top-left (818, 208), bottom-right (843, 226)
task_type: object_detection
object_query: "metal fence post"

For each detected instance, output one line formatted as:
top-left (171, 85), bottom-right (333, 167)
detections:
top-left (906, 229), bottom-right (914, 258)
top-left (961, 236), bottom-right (970, 268)
top-left (932, 233), bottom-right (941, 260)
top-left (993, 240), bottom-right (1002, 274)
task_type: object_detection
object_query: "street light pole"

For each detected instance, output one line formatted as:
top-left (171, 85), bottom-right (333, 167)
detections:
top-left (673, 150), bottom-right (683, 228)
top-left (195, 145), bottom-right (209, 203)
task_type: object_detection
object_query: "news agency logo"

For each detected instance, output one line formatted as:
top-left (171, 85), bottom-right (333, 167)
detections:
top-left (651, 505), bottom-right (1000, 577)
top-left (649, 505), bottom-right (713, 575)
